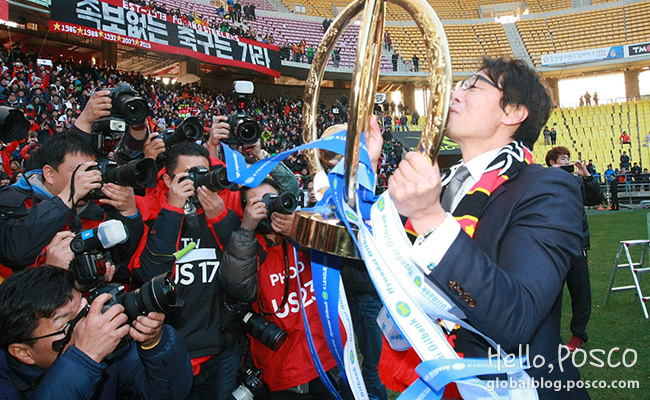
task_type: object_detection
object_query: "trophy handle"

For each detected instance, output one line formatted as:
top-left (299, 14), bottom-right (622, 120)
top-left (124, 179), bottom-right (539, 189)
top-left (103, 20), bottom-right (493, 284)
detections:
top-left (294, 0), bottom-right (453, 258)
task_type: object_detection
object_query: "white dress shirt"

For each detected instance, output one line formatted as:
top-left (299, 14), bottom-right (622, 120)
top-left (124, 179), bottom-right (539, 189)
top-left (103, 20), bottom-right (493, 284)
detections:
top-left (411, 148), bottom-right (501, 272)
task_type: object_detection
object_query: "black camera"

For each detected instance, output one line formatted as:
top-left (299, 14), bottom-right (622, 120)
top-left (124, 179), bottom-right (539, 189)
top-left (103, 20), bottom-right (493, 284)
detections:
top-left (87, 272), bottom-right (183, 324)
top-left (108, 82), bottom-right (149, 126)
top-left (223, 112), bottom-right (261, 146)
top-left (84, 158), bottom-right (158, 199)
top-left (91, 117), bottom-right (126, 157)
top-left (183, 165), bottom-right (234, 200)
top-left (0, 106), bottom-right (30, 143)
top-left (222, 80), bottom-right (261, 146)
top-left (156, 116), bottom-right (205, 148)
top-left (257, 192), bottom-right (298, 234)
top-left (69, 220), bottom-right (129, 289)
top-left (560, 164), bottom-right (575, 173)
top-left (223, 301), bottom-right (286, 351)
top-left (85, 272), bottom-right (183, 358)
top-left (232, 365), bottom-right (267, 400)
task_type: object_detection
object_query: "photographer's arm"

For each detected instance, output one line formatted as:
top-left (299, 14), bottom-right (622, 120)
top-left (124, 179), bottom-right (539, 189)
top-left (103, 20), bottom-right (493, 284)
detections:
top-left (118, 322), bottom-right (192, 400)
top-left (217, 198), bottom-right (267, 303)
top-left (73, 90), bottom-right (112, 134)
top-left (134, 206), bottom-right (184, 283)
top-left (0, 195), bottom-right (72, 269)
top-left (217, 228), bottom-right (261, 303)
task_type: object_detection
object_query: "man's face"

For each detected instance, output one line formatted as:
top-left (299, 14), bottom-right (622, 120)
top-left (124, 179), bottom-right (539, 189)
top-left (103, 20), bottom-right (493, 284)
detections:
top-left (446, 71), bottom-right (507, 145)
top-left (307, 181), bottom-right (316, 203)
top-left (25, 291), bottom-right (83, 369)
top-left (246, 182), bottom-right (276, 210)
top-left (168, 155), bottom-right (210, 180)
top-left (552, 154), bottom-right (571, 167)
top-left (46, 152), bottom-right (96, 196)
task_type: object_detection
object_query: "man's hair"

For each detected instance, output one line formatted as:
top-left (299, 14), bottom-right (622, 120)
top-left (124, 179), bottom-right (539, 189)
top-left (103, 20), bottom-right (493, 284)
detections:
top-left (481, 57), bottom-right (552, 150)
top-left (164, 141), bottom-right (210, 175)
top-left (37, 131), bottom-right (95, 170)
top-left (0, 266), bottom-right (75, 349)
top-left (545, 146), bottom-right (570, 167)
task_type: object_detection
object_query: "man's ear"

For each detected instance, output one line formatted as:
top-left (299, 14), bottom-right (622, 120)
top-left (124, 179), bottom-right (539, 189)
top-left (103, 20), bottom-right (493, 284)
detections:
top-left (163, 173), bottom-right (172, 189)
top-left (42, 164), bottom-right (55, 186)
top-left (503, 104), bottom-right (529, 127)
top-left (7, 343), bottom-right (36, 365)
top-left (549, 159), bottom-right (557, 167)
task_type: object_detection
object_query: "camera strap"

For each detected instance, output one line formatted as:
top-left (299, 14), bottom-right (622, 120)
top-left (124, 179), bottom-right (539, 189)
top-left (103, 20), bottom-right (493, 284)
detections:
top-left (257, 237), bottom-right (290, 316)
top-left (183, 200), bottom-right (201, 242)
top-left (67, 164), bottom-right (84, 232)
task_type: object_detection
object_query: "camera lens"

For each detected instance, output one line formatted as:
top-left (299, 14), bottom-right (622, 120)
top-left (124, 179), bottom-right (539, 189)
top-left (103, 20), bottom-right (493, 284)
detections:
top-left (242, 311), bottom-right (287, 351)
top-left (278, 193), bottom-right (297, 213)
top-left (0, 106), bottom-right (30, 143)
top-left (202, 165), bottom-right (233, 191)
top-left (103, 158), bottom-right (157, 189)
top-left (227, 114), bottom-right (261, 146)
top-left (121, 98), bottom-right (149, 125)
top-left (122, 273), bottom-right (181, 322)
top-left (265, 193), bottom-right (297, 215)
top-left (237, 121), bottom-right (260, 144)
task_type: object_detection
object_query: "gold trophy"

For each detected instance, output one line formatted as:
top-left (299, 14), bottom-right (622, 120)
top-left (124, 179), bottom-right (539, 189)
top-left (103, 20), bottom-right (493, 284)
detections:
top-left (291, 0), bottom-right (452, 258)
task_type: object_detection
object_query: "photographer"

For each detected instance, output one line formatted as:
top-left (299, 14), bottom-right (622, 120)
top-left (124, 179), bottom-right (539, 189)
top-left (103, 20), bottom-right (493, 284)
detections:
top-left (546, 146), bottom-right (603, 351)
top-left (0, 131), bottom-right (143, 281)
top-left (70, 88), bottom-right (151, 165)
top-left (218, 178), bottom-right (351, 400)
top-left (130, 142), bottom-right (243, 400)
top-left (0, 265), bottom-right (192, 399)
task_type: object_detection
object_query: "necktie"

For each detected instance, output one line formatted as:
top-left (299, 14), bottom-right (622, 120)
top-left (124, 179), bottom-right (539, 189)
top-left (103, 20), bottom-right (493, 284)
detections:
top-left (441, 165), bottom-right (470, 212)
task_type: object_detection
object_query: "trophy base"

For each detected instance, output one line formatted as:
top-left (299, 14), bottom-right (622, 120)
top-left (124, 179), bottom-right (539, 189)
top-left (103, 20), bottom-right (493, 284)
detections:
top-left (291, 205), bottom-right (360, 259)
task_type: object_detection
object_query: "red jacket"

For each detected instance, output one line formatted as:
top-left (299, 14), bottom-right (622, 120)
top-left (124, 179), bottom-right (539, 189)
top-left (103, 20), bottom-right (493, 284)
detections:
top-left (251, 240), bottom-right (338, 391)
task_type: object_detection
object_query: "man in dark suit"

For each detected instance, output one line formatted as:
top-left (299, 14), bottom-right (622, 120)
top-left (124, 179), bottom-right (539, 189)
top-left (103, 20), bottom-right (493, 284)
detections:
top-left (388, 57), bottom-right (589, 399)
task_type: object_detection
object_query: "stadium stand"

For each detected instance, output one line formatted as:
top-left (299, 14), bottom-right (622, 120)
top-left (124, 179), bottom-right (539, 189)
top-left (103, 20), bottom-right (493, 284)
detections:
top-left (531, 100), bottom-right (650, 174)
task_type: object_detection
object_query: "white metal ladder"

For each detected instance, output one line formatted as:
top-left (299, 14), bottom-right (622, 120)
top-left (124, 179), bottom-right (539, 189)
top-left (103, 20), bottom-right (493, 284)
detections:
top-left (605, 240), bottom-right (650, 318)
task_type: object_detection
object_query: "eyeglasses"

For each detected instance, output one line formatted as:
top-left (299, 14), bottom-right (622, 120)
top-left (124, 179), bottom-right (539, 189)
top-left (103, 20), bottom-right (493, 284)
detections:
top-left (23, 305), bottom-right (89, 353)
top-left (455, 74), bottom-right (502, 91)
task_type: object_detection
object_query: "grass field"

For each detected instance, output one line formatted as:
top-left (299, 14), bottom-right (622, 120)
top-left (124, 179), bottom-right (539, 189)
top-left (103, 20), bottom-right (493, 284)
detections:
top-left (564, 209), bottom-right (648, 399)
top-left (384, 209), bottom-right (649, 399)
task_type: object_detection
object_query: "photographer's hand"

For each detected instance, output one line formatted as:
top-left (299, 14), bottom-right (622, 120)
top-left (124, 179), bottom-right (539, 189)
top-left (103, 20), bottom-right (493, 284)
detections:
top-left (44, 231), bottom-right (75, 269)
top-left (75, 90), bottom-right (112, 134)
top-left (241, 196), bottom-right (267, 231)
top-left (208, 115), bottom-right (229, 158)
top-left (73, 293), bottom-right (130, 363)
top-left (271, 212), bottom-right (295, 237)
top-left (100, 183), bottom-right (138, 216)
top-left (57, 161), bottom-right (102, 208)
top-left (574, 161), bottom-right (590, 177)
top-left (143, 132), bottom-right (166, 160)
top-left (167, 172), bottom-right (195, 209)
top-left (130, 312), bottom-right (164, 349)
top-left (197, 186), bottom-right (225, 220)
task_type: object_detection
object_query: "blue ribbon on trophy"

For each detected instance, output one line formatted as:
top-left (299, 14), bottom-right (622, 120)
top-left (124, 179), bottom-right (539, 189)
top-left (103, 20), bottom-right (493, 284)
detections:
top-left (222, 132), bottom-right (537, 400)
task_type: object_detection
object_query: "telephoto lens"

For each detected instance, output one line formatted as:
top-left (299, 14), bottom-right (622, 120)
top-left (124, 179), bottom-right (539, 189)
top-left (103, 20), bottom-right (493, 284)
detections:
top-left (0, 106), bottom-right (30, 143)
top-left (102, 158), bottom-right (158, 189)
top-left (196, 165), bottom-right (234, 191)
top-left (121, 273), bottom-right (183, 322)
top-left (160, 116), bottom-right (204, 148)
top-left (242, 311), bottom-right (287, 351)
